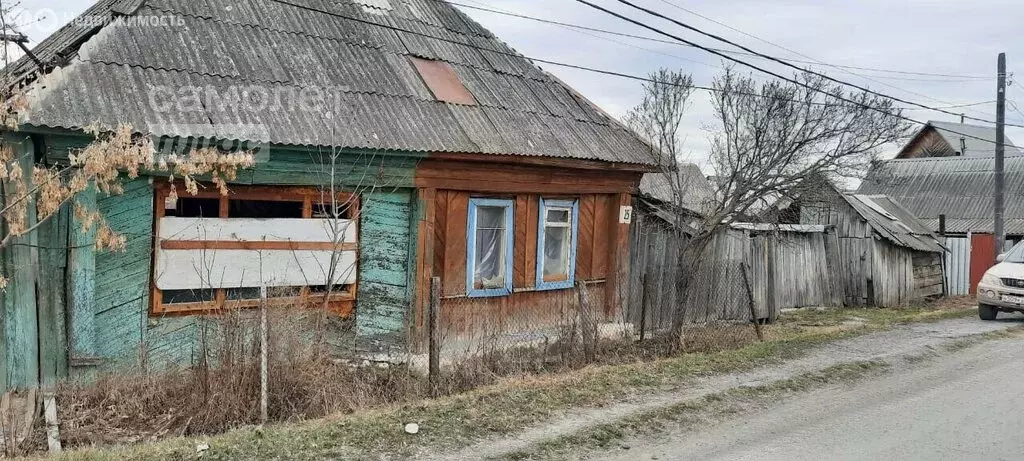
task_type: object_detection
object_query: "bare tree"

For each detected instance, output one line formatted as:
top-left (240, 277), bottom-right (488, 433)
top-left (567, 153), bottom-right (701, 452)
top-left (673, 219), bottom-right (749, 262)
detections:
top-left (626, 66), bottom-right (912, 346)
top-left (624, 69), bottom-right (698, 231)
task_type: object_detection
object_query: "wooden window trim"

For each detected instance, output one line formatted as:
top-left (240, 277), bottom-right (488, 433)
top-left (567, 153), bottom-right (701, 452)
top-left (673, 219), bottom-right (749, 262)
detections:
top-left (535, 198), bottom-right (579, 291)
top-left (150, 182), bottom-right (360, 316)
top-left (466, 198), bottom-right (515, 298)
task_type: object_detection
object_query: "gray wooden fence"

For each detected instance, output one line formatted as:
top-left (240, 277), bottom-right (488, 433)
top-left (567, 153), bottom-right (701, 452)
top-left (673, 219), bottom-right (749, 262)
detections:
top-left (628, 219), bottom-right (843, 333)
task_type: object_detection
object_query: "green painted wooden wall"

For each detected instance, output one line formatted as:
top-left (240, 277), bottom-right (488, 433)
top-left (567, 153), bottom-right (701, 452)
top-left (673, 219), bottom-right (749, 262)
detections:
top-left (356, 190), bottom-right (417, 354)
top-left (0, 133), bottom-right (40, 390)
top-left (0, 131), bottom-right (427, 382)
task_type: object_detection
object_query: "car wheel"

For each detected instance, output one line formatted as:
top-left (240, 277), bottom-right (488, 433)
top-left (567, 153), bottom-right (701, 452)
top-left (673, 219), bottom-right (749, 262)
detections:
top-left (979, 304), bottom-right (999, 321)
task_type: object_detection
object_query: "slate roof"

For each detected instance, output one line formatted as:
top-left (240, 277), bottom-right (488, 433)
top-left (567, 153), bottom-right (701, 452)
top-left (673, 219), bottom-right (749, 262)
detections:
top-left (842, 194), bottom-right (944, 253)
top-left (9, 0), bottom-right (655, 166)
top-left (902, 121), bottom-right (1021, 158)
top-left (858, 156), bottom-right (1024, 235)
top-left (638, 163), bottom-right (716, 216)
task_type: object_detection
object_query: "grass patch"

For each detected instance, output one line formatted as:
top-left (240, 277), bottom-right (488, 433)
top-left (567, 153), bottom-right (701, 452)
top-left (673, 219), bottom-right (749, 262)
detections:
top-left (944, 327), bottom-right (1024, 352)
top-left (43, 305), bottom-right (976, 461)
top-left (502, 361), bottom-right (890, 460)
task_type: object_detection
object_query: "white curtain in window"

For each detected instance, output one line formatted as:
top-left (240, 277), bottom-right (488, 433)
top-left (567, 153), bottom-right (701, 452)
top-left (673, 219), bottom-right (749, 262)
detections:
top-left (542, 208), bottom-right (571, 281)
top-left (474, 206), bottom-right (507, 289)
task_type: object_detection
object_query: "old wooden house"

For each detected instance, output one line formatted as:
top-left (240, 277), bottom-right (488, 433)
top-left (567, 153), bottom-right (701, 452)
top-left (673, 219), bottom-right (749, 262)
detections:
top-left (860, 156), bottom-right (1024, 295)
top-left (895, 121), bottom-right (1021, 159)
top-left (796, 185), bottom-right (945, 307)
top-left (0, 0), bottom-right (657, 390)
top-left (630, 168), bottom-right (845, 329)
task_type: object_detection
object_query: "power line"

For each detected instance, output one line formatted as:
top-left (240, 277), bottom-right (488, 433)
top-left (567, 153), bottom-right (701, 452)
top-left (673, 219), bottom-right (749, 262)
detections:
top-left (649, 0), bottom-right (998, 120)
top-left (453, 0), bottom-right (727, 71)
top-left (589, 0), bottom-right (1021, 128)
top-left (903, 100), bottom-right (996, 111)
top-left (651, 0), bottom-right (988, 81)
top-left (447, 0), bottom-right (991, 82)
top-left (256, 0), bottom-right (1003, 147)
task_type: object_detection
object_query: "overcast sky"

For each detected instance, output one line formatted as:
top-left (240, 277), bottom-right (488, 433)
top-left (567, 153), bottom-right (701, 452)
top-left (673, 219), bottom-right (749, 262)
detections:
top-left (11, 0), bottom-right (1024, 166)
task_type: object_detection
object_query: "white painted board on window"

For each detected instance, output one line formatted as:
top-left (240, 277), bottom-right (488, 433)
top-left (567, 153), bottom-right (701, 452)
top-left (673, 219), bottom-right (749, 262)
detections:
top-left (155, 217), bottom-right (358, 290)
top-left (159, 217), bottom-right (357, 243)
top-left (154, 249), bottom-right (357, 290)
top-left (619, 206), bottom-right (633, 224)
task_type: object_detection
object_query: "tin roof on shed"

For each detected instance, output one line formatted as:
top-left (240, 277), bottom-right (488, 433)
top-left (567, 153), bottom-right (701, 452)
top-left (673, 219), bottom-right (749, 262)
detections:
top-left (842, 194), bottom-right (944, 253)
top-left (9, 0), bottom-right (654, 166)
top-left (638, 163), bottom-right (716, 215)
top-left (858, 156), bottom-right (1024, 234)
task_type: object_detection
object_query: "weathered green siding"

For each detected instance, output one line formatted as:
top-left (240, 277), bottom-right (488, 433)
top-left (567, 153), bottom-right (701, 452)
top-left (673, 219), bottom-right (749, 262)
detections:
top-left (1, 134), bottom-right (39, 389)
top-left (37, 202), bottom-right (70, 386)
top-left (0, 130), bottom-right (425, 382)
top-left (94, 178), bottom-right (153, 367)
top-left (68, 186), bottom-right (98, 363)
top-left (356, 190), bottom-right (416, 353)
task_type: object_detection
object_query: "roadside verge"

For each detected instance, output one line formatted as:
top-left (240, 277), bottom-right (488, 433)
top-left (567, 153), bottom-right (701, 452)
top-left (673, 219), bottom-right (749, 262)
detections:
top-left (44, 307), bottom-right (1004, 461)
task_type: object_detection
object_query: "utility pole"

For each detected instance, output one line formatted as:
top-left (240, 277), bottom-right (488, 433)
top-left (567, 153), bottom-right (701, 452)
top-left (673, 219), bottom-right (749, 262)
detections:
top-left (995, 53), bottom-right (1007, 255)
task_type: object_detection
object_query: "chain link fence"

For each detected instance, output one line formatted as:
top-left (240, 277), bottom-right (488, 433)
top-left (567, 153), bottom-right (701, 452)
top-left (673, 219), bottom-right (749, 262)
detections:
top-left (425, 258), bottom-right (766, 390)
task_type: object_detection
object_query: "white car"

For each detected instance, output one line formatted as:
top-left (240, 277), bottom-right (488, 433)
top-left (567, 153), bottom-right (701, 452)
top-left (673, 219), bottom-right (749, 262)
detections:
top-left (978, 241), bottom-right (1024, 320)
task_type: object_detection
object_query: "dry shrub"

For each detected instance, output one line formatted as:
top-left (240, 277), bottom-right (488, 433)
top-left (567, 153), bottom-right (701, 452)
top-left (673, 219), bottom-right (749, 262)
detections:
top-left (677, 322), bottom-right (762, 353)
top-left (44, 296), bottom-right (764, 453)
top-left (54, 305), bottom-right (425, 450)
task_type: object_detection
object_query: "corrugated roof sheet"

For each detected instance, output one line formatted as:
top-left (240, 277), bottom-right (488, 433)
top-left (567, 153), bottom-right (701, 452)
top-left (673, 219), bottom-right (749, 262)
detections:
top-left (638, 163), bottom-right (716, 216)
top-left (926, 121), bottom-right (1022, 157)
top-left (730, 223), bottom-right (827, 233)
top-left (920, 218), bottom-right (1024, 235)
top-left (843, 194), bottom-right (944, 253)
top-left (10, 0), bottom-right (654, 165)
top-left (858, 156), bottom-right (1024, 234)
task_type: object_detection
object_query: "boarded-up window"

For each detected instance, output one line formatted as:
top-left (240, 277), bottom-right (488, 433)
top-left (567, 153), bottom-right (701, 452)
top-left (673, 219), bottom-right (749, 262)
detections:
top-left (152, 184), bottom-right (359, 315)
top-left (409, 57), bottom-right (477, 105)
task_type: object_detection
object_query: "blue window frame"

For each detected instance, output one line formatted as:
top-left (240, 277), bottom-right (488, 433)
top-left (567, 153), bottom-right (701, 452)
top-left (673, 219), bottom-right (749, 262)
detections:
top-left (467, 198), bottom-right (515, 297)
top-left (535, 198), bottom-right (579, 291)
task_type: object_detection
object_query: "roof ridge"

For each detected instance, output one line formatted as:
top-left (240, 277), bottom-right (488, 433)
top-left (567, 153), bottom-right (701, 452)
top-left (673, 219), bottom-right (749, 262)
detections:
top-left (879, 155), bottom-right (1024, 163)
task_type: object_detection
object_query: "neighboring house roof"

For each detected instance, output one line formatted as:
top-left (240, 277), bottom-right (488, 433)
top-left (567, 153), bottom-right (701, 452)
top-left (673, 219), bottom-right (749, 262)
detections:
top-left (842, 193), bottom-right (944, 253)
top-left (730, 223), bottom-right (827, 233)
top-left (898, 120), bottom-right (1021, 158)
top-left (10, 0), bottom-right (654, 166)
top-left (638, 163), bottom-right (716, 216)
top-left (858, 156), bottom-right (1024, 235)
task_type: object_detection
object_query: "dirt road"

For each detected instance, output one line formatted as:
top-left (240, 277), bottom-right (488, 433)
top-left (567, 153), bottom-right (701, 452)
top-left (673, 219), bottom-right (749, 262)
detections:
top-left (431, 314), bottom-right (1023, 460)
top-left (600, 318), bottom-right (1024, 461)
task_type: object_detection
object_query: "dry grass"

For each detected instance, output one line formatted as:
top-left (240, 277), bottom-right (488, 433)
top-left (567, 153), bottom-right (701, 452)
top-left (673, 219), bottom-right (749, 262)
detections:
top-left (51, 358), bottom-right (421, 449)
top-left (13, 302), bottom-right (977, 458)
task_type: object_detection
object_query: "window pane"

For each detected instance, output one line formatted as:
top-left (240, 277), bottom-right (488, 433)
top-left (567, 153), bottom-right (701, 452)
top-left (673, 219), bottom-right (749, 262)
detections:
top-left (166, 198), bottom-right (220, 217)
top-left (313, 202), bottom-right (352, 219)
top-left (543, 226), bottom-right (570, 281)
top-left (546, 209), bottom-right (570, 223)
top-left (474, 205), bottom-right (507, 289)
top-left (229, 200), bottom-right (303, 218)
top-left (477, 206), bottom-right (506, 229)
top-left (163, 289), bottom-right (216, 304)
